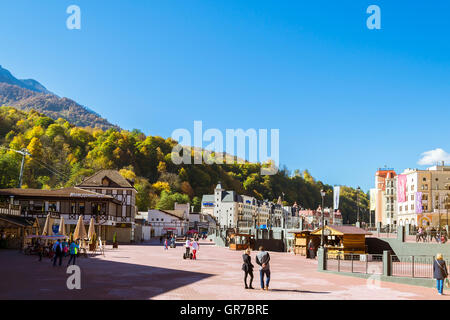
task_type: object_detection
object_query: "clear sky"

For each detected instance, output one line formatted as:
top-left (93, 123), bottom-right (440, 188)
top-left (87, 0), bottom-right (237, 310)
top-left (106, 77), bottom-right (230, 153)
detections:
top-left (1, 0), bottom-right (449, 191)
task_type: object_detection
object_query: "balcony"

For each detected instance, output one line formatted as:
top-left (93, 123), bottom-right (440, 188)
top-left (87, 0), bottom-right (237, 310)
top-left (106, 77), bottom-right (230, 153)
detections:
top-left (22, 210), bottom-right (61, 219)
top-left (0, 203), bottom-right (21, 216)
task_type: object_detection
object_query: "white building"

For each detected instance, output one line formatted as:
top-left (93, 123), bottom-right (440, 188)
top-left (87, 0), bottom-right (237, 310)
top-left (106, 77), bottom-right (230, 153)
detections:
top-left (201, 182), bottom-right (292, 230)
top-left (147, 209), bottom-right (188, 237)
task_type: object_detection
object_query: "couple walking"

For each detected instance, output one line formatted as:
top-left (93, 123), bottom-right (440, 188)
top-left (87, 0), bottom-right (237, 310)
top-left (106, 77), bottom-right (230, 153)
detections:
top-left (52, 239), bottom-right (79, 267)
top-left (242, 246), bottom-right (270, 290)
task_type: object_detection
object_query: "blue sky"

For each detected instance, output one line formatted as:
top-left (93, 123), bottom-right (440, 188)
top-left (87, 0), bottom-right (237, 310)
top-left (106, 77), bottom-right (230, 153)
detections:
top-left (1, 0), bottom-right (449, 191)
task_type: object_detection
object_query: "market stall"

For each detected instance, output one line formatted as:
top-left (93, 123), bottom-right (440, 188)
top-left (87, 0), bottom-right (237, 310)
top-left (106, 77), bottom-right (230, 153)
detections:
top-left (228, 233), bottom-right (254, 251)
top-left (310, 225), bottom-right (372, 259)
top-left (290, 230), bottom-right (320, 256)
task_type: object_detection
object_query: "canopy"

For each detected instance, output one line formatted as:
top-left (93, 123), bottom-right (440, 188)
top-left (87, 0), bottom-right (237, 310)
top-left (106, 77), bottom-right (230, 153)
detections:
top-left (58, 216), bottom-right (66, 236)
top-left (42, 213), bottom-right (53, 236)
top-left (26, 235), bottom-right (68, 240)
top-left (187, 229), bottom-right (199, 234)
top-left (87, 217), bottom-right (95, 240)
top-left (73, 215), bottom-right (87, 240)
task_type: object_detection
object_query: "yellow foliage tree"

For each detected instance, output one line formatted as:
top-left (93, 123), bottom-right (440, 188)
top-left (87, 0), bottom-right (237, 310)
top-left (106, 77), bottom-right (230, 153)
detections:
top-left (152, 181), bottom-right (170, 195)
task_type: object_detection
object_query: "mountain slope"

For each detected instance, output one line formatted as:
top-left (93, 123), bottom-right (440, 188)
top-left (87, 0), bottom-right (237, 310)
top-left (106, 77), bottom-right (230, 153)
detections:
top-left (0, 65), bottom-right (118, 130)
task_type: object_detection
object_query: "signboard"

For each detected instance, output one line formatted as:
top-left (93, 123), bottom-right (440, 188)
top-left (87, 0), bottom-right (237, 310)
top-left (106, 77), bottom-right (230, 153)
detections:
top-left (52, 225), bottom-right (59, 235)
top-left (202, 202), bottom-right (214, 207)
top-left (418, 214), bottom-right (432, 227)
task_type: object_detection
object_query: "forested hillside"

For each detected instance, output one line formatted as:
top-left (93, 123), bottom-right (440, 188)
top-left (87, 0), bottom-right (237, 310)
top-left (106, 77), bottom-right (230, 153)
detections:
top-left (0, 65), bottom-right (117, 130)
top-left (0, 106), bottom-right (369, 223)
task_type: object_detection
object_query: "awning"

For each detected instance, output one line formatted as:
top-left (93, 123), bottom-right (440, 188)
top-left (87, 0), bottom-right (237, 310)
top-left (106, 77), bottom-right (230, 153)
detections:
top-left (0, 214), bottom-right (37, 228)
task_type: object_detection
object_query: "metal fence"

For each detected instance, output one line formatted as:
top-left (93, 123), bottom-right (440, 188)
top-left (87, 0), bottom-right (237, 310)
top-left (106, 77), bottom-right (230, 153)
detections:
top-left (326, 253), bottom-right (383, 275)
top-left (326, 252), bottom-right (450, 280)
top-left (390, 255), bottom-right (450, 278)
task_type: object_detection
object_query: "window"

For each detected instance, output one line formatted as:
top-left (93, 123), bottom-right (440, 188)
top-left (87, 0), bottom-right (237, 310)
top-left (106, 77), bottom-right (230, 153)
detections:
top-left (79, 203), bottom-right (85, 215)
top-left (48, 202), bottom-right (57, 212)
top-left (33, 201), bottom-right (44, 212)
top-left (92, 203), bottom-right (106, 215)
top-left (71, 202), bottom-right (76, 214)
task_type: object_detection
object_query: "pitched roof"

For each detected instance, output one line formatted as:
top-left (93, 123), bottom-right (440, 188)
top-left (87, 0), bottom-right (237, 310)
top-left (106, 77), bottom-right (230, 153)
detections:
top-left (312, 225), bottom-right (372, 236)
top-left (201, 195), bottom-right (215, 203)
top-left (221, 191), bottom-right (236, 202)
top-left (0, 187), bottom-right (120, 203)
top-left (77, 170), bottom-right (134, 188)
top-left (160, 209), bottom-right (185, 220)
top-left (0, 214), bottom-right (37, 228)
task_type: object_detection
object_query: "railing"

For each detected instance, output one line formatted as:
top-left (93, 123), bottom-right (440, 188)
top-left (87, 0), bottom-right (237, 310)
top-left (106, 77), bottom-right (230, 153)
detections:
top-left (326, 253), bottom-right (383, 275)
top-left (391, 255), bottom-right (450, 278)
top-left (0, 203), bottom-right (21, 216)
top-left (22, 210), bottom-right (60, 218)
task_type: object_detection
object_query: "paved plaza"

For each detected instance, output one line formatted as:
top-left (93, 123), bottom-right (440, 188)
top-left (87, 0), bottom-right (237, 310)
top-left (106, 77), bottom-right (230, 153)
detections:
top-left (1, 240), bottom-right (449, 300)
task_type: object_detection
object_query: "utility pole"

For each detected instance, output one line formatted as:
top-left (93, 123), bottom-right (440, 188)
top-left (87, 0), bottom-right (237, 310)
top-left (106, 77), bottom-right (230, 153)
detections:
top-left (0, 147), bottom-right (30, 188)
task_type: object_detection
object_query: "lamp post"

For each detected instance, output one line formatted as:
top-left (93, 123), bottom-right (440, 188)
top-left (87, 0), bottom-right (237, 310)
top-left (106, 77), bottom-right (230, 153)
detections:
top-left (356, 186), bottom-right (361, 225)
top-left (320, 189), bottom-right (326, 247)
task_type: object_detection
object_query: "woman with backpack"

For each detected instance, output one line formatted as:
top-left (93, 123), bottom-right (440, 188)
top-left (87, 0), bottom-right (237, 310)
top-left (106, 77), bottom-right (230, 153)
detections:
top-left (433, 253), bottom-right (448, 295)
top-left (67, 240), bottom-right (79, 266)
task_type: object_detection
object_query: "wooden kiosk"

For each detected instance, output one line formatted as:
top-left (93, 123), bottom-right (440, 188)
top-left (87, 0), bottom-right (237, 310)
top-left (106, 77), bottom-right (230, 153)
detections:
top-left (228, 233), bottom-right (255, 251)
top-left (311, 225), bottom-right (372, 259)
top-left (290, 231), bottom-right (320, 256)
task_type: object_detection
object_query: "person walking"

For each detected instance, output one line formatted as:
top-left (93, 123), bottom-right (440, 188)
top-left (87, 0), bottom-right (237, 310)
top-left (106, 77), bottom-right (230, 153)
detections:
top-left (434, 253), bottom-right (448, 295)
top-left (164, 238), bottom-right (169, 250)
top-left (62, 239), bottom-right (69, 257)
top-left (255, 246), bottom-right (271, 291)
top-left (185, 238), bottom-right (192, 258)
top-left (192, 239), bottom-right (199, 260)
top-left (67, 240), bottom-right (79, 266)
top-left (308, 240), bottom-right (316, 259)
top-left (52, 239), bottom-right (63, 267)
top-left (242, 248), bottom-right (254, 289)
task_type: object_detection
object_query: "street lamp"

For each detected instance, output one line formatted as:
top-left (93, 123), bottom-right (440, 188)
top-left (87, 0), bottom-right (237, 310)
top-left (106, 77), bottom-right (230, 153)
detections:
top-left (356, 186), bottom-right (361, 225)
top-left (320, 189), bottom-right (326, 247)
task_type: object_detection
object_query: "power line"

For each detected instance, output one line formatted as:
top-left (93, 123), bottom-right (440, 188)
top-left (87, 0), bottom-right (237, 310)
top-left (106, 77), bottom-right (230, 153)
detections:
top-left (1, 145), bottom-right (71, 182)
top-left (30, 157), bottom-right (71, 181)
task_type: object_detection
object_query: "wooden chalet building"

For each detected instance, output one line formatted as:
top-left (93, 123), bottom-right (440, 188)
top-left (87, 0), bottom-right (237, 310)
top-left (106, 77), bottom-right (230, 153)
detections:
top-left (0, 170), bottom-right (138, 244)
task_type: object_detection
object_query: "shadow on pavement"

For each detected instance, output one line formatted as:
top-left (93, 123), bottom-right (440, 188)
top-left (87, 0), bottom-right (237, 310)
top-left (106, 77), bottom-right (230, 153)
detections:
top-left (270, 288), bottom-right (330, 294)
top-left (0, 250), bottom-right (214, 300)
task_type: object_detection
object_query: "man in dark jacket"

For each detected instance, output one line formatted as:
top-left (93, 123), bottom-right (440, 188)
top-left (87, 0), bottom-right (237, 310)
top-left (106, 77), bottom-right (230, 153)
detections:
top-left (256, 246), bottom-right (271, 291)
top-left (433, 253), bottom-right (448, 295)
top-left (52, 240), bottom-right (63, 267)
